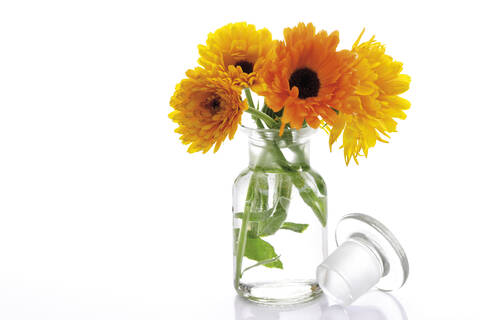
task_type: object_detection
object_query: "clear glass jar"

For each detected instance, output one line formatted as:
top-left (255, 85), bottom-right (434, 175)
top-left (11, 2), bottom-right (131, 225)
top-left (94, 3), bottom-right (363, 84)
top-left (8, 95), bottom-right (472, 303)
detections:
top-left (232, 127), bottom-right (328, 305)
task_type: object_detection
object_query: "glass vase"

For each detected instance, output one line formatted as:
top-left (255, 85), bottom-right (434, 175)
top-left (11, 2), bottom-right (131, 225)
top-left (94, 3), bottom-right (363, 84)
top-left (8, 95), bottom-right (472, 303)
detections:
top-left (232, 127), bottom-right (328, 305)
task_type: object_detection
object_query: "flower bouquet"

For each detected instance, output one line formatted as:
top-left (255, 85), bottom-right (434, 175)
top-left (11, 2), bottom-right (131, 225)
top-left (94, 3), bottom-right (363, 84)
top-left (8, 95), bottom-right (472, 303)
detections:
top-left (169, 22), bottom-right (410, 304)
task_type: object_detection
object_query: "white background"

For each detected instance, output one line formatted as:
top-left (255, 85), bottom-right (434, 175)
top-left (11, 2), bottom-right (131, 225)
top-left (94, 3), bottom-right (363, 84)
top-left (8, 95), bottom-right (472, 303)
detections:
top-left (1, 0), bottom-right (479, 319)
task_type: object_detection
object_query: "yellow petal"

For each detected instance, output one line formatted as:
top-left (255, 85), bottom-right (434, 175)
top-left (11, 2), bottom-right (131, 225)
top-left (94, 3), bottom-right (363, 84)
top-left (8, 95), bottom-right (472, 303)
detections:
top-left (381, 74), bottom-right (411, 95)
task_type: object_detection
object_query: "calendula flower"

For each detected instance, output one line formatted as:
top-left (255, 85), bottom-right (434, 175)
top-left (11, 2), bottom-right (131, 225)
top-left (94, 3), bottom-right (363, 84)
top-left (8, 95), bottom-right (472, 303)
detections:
top-left (198, 22), bottom-right (273, 88)
top-left (169, 67), bottom-right (247, 153)
top-left (256, 23), bottom-right (356, 134)
top-left (330, 30), bottom-right (411, 165)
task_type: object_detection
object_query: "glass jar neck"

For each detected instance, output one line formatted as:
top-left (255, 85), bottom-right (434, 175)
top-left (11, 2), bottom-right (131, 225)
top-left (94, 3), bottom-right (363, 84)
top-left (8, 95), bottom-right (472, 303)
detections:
top-left (244, 127), bottom-right (313, 171)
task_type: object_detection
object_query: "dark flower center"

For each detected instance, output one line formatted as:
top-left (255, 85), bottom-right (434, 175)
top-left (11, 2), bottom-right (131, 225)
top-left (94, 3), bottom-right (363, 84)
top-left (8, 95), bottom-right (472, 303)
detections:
top-left (288, 68), bottom-right (320, 99)
top-left (209, 96), bottom-right (221, 113)
top-left (234, 60), bottom-right (254, 74)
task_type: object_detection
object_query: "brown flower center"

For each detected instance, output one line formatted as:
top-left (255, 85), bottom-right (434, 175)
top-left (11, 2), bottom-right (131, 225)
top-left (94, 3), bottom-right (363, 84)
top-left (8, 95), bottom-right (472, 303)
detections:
top-left (288, 68), bottom-right (320, 99)
top-left (234, 60), bottom-right (254, 74)
top-left (207, 96), bottom-right (221, 113)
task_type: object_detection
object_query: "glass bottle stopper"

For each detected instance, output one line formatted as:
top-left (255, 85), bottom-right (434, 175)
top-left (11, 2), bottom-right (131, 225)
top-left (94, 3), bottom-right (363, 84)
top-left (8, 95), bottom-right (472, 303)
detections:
top-left (317, 213), bottom-right (409, 305)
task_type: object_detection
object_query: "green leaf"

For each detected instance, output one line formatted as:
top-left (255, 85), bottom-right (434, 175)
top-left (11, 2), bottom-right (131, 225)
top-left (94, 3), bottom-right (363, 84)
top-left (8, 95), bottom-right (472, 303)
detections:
top-left (249, 172), bottom-right (269, 213)
top-left (260, 175), bottom-right (292, 236)
top-left (291, 172), bottom-right (327, 227)
top-left (306, 169), bottom-right (327, 196)
top-left (260, 210), bottom-right (287, 236)
top-left (303, 190), bottom-right (327, 227)
top-left (244, 236), bottom-right (283, 269)
top-left (241, 256), bottom-right (282, 276)
top-left (238, 174), bottom-right (294, 237)
top-left (274, 174), bottom-right (292, 204)
top-left (234, 209), bottom-right (273, 222)
top-left (281, 222), bottom-right (309, 233)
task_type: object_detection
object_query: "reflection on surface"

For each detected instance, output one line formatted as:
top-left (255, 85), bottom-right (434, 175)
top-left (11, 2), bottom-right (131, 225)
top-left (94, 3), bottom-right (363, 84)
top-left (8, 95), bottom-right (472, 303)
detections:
top-left (234, 290), bottom-right (407, 320)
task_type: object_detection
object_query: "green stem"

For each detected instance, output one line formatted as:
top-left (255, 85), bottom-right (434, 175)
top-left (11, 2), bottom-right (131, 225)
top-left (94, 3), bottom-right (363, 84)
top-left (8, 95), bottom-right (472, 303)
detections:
top-left (244, 87), bottom-right (256, 110)
top-left (234, 173), bottom-right (255, 290)
top-left (289, 144), bottom-right (309, 169)
top-left (245, 108), bottom-right (277, 128)
top-left (244, 88), bottom-right (269, 129)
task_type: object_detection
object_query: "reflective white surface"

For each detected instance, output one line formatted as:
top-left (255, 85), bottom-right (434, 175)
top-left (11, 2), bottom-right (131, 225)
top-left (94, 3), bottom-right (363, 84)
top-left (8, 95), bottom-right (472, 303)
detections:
top-left (234, 291), bottom-right (407, 320)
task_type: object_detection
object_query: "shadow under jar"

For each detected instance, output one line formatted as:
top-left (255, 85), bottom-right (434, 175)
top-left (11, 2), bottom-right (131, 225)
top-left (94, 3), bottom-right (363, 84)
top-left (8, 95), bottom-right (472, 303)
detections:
top-left (233, 126), bottom-right (328, 305)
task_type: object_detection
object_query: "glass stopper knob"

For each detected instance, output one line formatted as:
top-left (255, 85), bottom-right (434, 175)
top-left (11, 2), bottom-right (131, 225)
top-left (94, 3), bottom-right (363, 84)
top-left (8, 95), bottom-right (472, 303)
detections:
top-left (317, 213), bottom-right (409, 305)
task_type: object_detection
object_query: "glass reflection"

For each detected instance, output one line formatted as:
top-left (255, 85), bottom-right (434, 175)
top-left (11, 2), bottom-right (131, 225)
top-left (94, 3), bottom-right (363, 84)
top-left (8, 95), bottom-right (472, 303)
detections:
top-left (234, 290), bottom-right (407, 320)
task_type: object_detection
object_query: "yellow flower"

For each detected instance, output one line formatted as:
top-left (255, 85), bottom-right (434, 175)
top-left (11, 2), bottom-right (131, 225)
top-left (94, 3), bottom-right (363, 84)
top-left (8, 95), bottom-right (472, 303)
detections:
top-left (198, 22), bottom-right (273, 88)
top-left (169, 67), bottom-right (247, 153)
top-left (256, 23), bottom-right (356, 135)
top-left (330, 30), bottom-right (411, 165)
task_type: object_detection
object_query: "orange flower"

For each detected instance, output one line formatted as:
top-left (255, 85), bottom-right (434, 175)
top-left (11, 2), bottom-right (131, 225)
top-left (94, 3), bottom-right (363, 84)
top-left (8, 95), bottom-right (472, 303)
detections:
top-left (330, 30), bottom-right (411, 165)
top-left (198, 22), bottom-right (273, 89)
top-left (169, 67), bottom-right (247, 153)
top-left (256, 23), bottom-right (356, 134)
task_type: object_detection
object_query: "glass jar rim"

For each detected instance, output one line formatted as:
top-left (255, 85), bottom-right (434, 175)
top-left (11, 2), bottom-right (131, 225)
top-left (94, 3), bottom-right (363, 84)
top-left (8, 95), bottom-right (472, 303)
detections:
top-left (240, 125), bottom-right (316, 145)
top-left (240, 125), bottom-right (316, 137)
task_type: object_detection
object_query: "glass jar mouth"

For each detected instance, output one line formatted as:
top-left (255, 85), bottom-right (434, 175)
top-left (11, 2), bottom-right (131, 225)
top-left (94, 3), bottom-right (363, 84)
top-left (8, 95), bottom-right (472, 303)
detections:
top-left (240, 125), bottom-right (316, 143)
